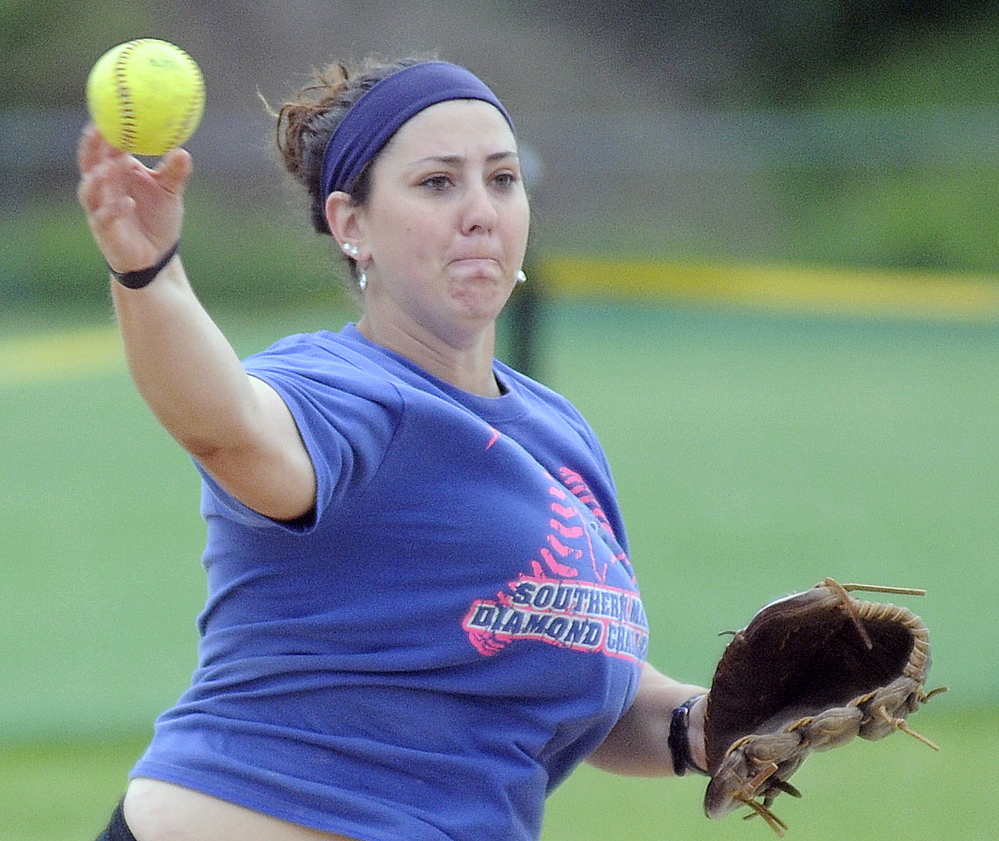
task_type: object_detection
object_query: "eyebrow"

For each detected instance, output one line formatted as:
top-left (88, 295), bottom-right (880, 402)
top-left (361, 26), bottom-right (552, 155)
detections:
top-left (412, 150), bottom-right (519, 167)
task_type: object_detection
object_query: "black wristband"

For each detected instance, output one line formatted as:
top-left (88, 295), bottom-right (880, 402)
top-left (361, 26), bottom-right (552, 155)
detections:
top-left (108, 241), bottom-right (180, 289)
top-left (668, 694), bottom-right (709, 776)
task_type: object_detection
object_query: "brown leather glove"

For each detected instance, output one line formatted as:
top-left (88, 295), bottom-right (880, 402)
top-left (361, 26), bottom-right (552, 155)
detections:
top-left (702, 578), bottom-right (947, 835)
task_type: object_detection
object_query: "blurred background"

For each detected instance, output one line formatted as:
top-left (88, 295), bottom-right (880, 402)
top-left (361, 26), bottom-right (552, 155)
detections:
top-left (8, 0), bottom-right (999, 307)
top-left (2, 1), bottom-right (998, 839)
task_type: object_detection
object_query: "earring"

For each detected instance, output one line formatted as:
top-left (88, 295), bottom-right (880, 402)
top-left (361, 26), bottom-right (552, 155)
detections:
top-left (341, 242), bottom-right (360, 259)
top-left (516, 270), bottom-right (527, 284)
top-left (358, 271), bottom-right (367, 292)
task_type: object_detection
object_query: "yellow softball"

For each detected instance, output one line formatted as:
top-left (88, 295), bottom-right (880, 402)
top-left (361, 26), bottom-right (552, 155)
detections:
top-left (86, 38), bottom-right (205, 156)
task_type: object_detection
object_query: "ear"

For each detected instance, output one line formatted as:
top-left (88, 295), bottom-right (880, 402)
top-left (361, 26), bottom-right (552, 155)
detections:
top-left (325, 191), bottom-right (367, 257)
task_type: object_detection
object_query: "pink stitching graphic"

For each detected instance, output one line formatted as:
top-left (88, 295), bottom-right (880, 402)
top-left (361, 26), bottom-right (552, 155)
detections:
top-left (463, 464), bottom-right (645, 660)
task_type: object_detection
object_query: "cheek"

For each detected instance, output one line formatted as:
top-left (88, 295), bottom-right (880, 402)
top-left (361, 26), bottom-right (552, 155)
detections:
top-left (507, 200), bottom-right (531, 249)
top-left (374, 212), bottom-right (435, 268)
top-left (390, 204), bottom-right (441, 249)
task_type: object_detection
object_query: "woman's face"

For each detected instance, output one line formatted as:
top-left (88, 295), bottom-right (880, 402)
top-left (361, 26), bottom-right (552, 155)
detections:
top-left (345, 99), bottom-right (530, 348)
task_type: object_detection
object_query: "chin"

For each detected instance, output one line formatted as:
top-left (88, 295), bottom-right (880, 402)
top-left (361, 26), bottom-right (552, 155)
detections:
top-left (453, 282), bottom-right (514, 317)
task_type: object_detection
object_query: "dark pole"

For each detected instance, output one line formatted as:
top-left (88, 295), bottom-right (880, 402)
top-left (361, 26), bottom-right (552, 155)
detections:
top-left (506, 142), bottom-right (545, 380)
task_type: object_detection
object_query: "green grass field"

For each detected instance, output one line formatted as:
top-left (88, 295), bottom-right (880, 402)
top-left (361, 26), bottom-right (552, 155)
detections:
top-left (2, 299), bottom-right (996, 840)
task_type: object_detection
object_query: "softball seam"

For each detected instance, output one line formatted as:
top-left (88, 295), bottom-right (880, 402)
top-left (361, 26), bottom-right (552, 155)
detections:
top-left (167, 50), bottom-right (205, 151)
top-left (112, 39), bottom-right (143, 152)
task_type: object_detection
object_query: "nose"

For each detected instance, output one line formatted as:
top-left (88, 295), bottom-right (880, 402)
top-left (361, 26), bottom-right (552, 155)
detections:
top-left (460, 181), bottom-right (499, 234)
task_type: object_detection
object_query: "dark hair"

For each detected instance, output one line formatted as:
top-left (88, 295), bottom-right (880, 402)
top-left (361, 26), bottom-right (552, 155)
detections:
top-left (274, 56), bottom-right (429, 236)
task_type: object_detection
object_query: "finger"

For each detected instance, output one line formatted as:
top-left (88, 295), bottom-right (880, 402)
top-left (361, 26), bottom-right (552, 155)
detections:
top-left (154, 147), bottom-right (194, 196)
top-left (78, 161), bottom-right (135, 229)
top-left (77, 123), bottom-right (101, 174)
top-left (76, 167), bottom-right (101, 212)
top-left (77, 123), bottom-right (123, 175)
top-left (77, 156), bottom-right (126, 214)
top-left (90, 195), bottom-right (137, 231)
top-left (77, 159), bottom-right (114, 214)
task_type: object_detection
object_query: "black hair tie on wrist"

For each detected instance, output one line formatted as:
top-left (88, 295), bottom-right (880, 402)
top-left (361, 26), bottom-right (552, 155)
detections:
top-left (668, 693), bottom-right (709, 776)
top-left (108, 241), bottom-right (180, 289)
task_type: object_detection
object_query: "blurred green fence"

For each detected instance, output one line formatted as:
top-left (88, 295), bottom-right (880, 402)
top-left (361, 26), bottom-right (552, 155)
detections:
top-left (5, 104), bottom-right (999, 313)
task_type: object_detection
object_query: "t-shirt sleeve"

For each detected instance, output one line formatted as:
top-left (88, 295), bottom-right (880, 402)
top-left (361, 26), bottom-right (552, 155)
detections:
top-left (196, 336), bottom-right (402, 532)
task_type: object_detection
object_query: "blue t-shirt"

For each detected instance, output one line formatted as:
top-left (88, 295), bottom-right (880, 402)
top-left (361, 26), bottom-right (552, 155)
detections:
top-left (132, 324), bottom-right (648, 841)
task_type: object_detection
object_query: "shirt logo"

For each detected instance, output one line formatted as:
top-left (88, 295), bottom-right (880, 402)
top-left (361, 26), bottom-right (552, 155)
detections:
top-left (463, 466), bottom-right (647, 663)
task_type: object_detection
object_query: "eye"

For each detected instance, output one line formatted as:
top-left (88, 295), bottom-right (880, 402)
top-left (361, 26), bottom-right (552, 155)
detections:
top-left (420, 174), bottom-right (453, 191)
top-left (491, 171), bottom-right (519, 190)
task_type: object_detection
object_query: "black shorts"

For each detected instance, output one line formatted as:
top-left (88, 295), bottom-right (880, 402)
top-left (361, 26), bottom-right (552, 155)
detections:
top-left (95, 800), bottom-right (138, 841)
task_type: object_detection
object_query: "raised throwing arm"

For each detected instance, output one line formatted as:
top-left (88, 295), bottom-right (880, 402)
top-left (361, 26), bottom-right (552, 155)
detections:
top-left (77, 124), bottom-right (316, 521)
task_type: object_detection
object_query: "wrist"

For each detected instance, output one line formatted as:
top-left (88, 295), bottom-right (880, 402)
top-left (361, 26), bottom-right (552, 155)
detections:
top-left (667, 694), bottom-right (709, 776)
top-left (108, 241), bottom-right (180, 289)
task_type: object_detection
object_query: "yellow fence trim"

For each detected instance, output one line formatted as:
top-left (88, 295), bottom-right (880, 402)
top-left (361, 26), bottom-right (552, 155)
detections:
top-left (539, 256), bottom-right (999, 321)
top-left (0, 326), bottom-right (123, 388)
top-left (3, 257), bottom-right (999, 391)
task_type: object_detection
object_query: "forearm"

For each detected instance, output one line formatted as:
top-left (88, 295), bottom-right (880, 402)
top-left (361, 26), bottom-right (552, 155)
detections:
top-left (111, 256), bottom-right (259, 456)
top-left (587, 662), bottom-right (708, 777)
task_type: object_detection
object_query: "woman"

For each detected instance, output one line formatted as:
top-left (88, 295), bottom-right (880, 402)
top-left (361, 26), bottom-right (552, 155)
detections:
top-left (78, 57), bottom-right (709, 841)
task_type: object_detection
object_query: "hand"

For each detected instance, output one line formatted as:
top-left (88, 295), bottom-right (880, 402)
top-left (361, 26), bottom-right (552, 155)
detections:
top-left (687, 693), bottom-right (709, 772)
top-left (77, 123), bottom-right (192, 274)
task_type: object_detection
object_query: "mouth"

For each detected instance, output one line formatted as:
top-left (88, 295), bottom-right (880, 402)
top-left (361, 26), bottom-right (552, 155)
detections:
top-left (448, 257), bottom-right (504, 277)
top-left (450, 256), bottom-right (501, 267)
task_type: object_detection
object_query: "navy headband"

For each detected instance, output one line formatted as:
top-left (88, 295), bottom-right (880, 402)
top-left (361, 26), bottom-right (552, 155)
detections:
top-left (320, 61), bottom-right (514, 198)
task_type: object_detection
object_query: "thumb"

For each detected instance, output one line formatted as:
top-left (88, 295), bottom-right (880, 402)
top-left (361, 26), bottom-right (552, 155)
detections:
top-left (155, 147), bottom-right (194, 196)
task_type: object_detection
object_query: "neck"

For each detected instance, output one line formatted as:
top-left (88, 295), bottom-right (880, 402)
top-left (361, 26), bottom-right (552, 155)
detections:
top-left (357, 314), bottom-right (500, 397)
